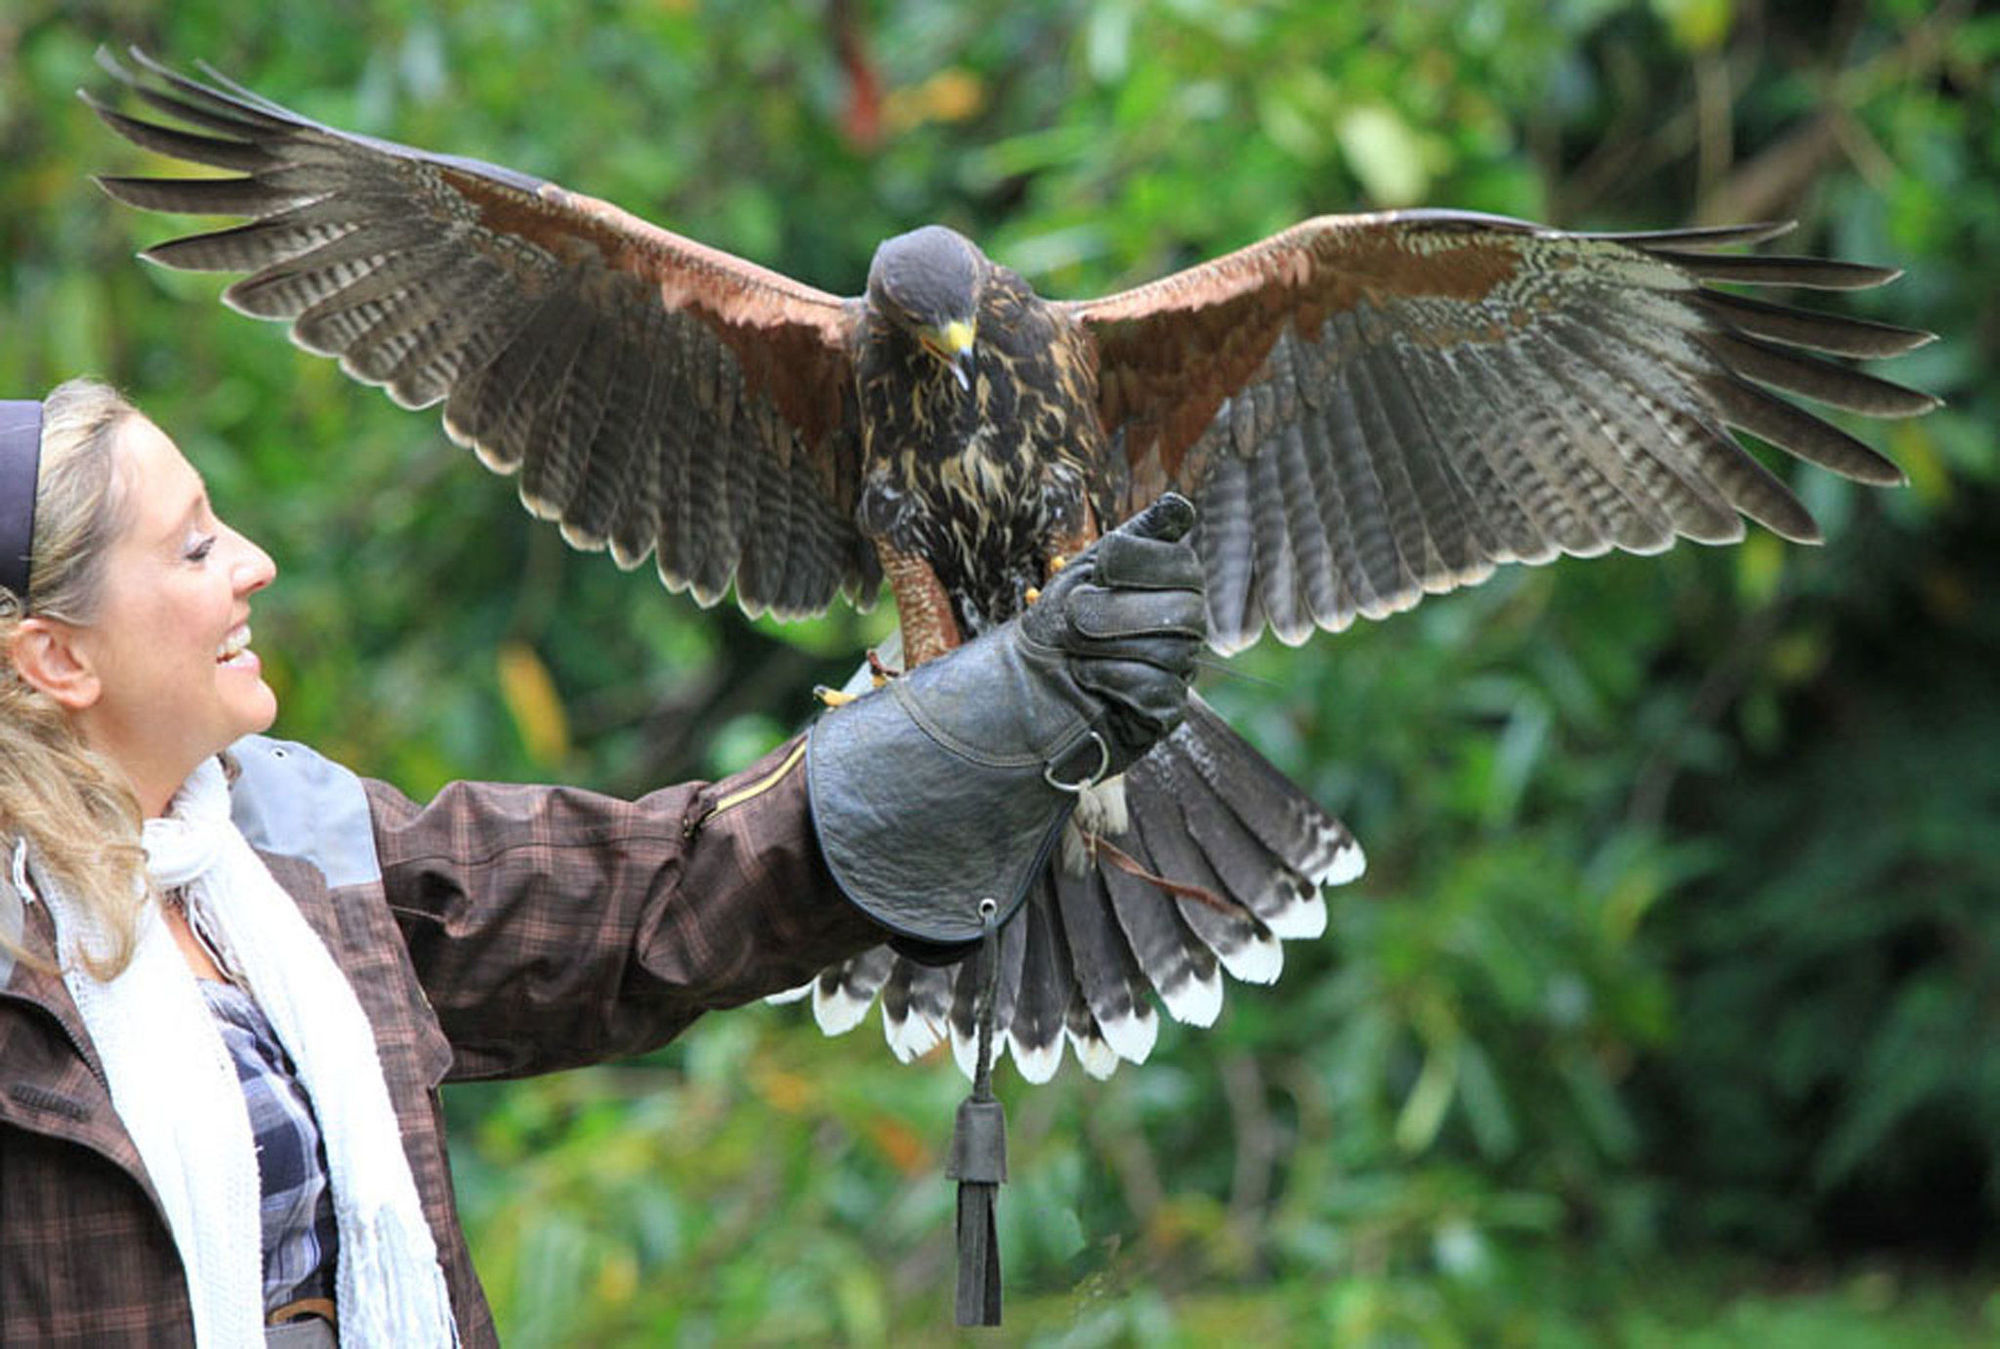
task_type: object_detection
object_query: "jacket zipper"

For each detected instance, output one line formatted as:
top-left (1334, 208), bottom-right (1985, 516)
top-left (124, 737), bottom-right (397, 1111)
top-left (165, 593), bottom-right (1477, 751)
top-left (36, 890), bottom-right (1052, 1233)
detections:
top-left (683, 738), bottom-right (809, 839)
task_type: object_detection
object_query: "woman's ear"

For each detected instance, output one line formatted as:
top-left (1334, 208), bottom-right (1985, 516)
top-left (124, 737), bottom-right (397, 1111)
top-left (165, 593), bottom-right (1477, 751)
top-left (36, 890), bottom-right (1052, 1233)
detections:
top-left (7, 618), bottom-right (101, 712)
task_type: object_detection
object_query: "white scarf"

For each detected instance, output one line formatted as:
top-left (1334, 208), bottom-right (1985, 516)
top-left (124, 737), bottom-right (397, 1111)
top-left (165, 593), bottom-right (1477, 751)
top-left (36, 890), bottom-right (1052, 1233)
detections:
top-left (35, 756), bottom-right (457, 1348)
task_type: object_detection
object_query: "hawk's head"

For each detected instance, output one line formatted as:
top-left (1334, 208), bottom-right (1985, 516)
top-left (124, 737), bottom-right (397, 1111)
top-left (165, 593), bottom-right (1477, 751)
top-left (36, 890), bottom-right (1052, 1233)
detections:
top-left (867, 225), bottom-right (981, 391)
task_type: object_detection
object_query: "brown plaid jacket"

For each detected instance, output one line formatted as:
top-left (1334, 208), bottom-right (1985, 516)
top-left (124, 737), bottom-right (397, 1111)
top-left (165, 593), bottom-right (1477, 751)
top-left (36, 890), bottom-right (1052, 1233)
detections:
top-left (0, 733), bottom-right (882, 1347)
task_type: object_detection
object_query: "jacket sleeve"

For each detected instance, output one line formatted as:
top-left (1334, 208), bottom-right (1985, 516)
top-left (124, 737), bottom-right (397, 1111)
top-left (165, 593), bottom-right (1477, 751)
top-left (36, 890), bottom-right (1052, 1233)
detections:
top-left (363, 736), bottom-right (887, 1081)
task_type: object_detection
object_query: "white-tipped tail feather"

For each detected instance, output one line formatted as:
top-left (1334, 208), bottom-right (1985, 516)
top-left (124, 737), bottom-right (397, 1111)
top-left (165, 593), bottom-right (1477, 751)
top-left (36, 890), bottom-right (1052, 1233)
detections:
top-left (1158, 963), bottom-right (1225, 1028)
top-left (1213, 926), bottom-right (1284, 985)
top-left (1320, 838), bottom-right (1367, 887)
top-left (811, 979), bottom-right (875, 1036)
top-left (1069, 1028), bottom-right (1121, 1080)
top-left (1099, 1003), bottom-right (1159, 1064)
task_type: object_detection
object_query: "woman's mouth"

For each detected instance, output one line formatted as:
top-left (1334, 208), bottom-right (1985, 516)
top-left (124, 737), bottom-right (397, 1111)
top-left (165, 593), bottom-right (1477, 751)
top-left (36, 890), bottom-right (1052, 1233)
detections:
top-left (216, 624), bottom-right (255, 667)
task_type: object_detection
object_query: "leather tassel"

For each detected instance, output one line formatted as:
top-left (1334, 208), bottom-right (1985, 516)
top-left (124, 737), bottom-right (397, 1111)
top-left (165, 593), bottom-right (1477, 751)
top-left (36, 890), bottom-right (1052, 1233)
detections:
top-left (947, 906), bottom-right (1007, 1326)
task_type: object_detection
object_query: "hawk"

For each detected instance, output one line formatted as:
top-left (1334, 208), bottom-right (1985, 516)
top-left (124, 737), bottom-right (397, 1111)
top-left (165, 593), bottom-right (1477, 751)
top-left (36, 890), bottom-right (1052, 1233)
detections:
top-left (90, 50), bottom-right (1935, 1082)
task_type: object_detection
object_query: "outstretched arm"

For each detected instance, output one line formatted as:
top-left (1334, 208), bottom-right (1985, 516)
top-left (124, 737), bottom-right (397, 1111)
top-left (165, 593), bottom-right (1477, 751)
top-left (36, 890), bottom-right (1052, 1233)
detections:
top-left (370, 736), bottom-right (882, 1080)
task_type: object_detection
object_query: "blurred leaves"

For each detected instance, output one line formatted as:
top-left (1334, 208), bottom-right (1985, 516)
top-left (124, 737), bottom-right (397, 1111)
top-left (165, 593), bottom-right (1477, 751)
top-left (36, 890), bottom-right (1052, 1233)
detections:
top-left (3, 0), bottom-right (1997, 1341)
top-left (496, 641), bottom-right (572, 769)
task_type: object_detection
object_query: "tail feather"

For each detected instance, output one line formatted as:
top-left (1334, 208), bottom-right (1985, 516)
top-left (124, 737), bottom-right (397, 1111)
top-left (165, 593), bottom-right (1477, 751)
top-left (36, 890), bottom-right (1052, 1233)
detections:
top-left (1100, 819), bottom-right (1224, 1026)
top-left (1065, 987), bottom-right (1122, 1080)
top-left (1179, 697), bottom-right (1364, 887)
top-left (1052, 858), bottom-right (1158, 1063)
top-left (1168, 735), bottom-right (1330, 939)
top-left (1007, 889), bottom-right (1072, 1084)
top-left (780, 689), bottom-right (1363, 1080)
top-left (810, 945), bottom-right (893, 1034)
top-left (1126, 749), bottom-right (1284, 985)
top-left (949, 910), bottom-right (1024, 1079)
top-left (881, 959), bottom-right (950, 1063)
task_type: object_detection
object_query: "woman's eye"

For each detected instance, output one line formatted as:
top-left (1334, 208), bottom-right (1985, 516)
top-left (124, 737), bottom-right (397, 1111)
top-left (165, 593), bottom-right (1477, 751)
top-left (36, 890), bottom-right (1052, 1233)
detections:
top-left (186, 535), bottom-right (217, 563)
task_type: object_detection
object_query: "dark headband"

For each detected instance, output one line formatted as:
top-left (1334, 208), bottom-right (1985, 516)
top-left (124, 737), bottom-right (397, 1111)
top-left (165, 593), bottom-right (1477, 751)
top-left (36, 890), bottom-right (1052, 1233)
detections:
top-left (0, 400), bottom-right (43, 605)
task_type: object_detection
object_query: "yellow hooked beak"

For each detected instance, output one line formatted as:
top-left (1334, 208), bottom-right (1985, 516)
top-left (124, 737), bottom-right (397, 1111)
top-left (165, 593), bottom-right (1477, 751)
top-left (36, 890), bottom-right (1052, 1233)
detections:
top-left (923, 320), bottom-right (977, 391)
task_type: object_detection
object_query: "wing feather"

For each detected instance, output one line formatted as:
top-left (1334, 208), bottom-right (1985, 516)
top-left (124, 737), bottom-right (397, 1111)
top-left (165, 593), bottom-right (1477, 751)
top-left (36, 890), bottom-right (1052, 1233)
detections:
top-left (1292, 391), bottom-right (1363, 633)
top-left (91, 49), bottom-right (878, 619)
top-left (1192, 449), bottom-right (1258, 650)
top-left (1067, 210), bottom-right (1931, 650)
top-left (1692, 290), bottom-right (1932, 358)
top-left (1376, 336), bottom-right (1512, 576)
top-left (1353, 339), bottom-right (1516, 573)
top-left (599, 349), bottom-right (669, 570)
top-left (1285, 397), bottom-right (1355, 632)
top-left (1532, 330), bottom-right (1724, 549)
top-left (1703, 373), bottom-right (1907, 488)
top-left (1529, 303), bottom-right (1762, 540)
top-left (1323, 325), bottom-right (1416, 618)
top-left (1504, 324), bottom-right (1677, 552)
top-left (1703, 331), bottom-right (1937, 418)
top-left (1355, 341), bottom-right (1489, 586)
top-left (1245, 391), bottom-right (1306, 645)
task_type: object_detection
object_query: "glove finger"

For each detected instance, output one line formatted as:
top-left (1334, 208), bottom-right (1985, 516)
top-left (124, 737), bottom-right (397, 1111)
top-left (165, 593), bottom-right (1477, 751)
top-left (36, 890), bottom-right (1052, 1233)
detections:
top-left (1089, 530), bottom-right (1204, 592)
top-left (1073, 639), bottom-right (1202, 683)
top-left (1074, 645), bottom-right (1201, 700)
top-left (1111, 492), bottom-right (1196, 544)
top-left (1070, 585), bottom-right (1207, 644)
top-left (1075, 659), bottom-right (1193, 742)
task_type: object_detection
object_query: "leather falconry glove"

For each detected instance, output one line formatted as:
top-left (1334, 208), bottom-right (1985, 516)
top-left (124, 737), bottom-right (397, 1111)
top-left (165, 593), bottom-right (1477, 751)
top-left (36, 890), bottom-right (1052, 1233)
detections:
top-left (807, 493), bottom-right (1206, 951)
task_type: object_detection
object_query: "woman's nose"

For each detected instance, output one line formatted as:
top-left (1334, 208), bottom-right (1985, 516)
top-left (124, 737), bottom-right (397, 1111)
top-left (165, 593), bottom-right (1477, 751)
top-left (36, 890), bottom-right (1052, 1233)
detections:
top-left (232, 530), bottom-right (277, 593)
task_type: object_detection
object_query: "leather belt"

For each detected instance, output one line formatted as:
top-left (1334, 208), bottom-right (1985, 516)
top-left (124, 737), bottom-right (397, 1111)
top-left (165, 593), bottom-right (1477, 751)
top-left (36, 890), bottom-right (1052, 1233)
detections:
top-left (265, 1297), bottom-right (337, 1348)
top-left (265, 1318), bottom-right (336, 1349)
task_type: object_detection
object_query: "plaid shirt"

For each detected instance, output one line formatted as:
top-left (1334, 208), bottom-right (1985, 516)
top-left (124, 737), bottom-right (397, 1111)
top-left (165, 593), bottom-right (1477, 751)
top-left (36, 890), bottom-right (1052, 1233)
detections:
top-left (196, 978), bottom-right (340, 1314)
top-left (0, 733), bottom-right (882, 1347)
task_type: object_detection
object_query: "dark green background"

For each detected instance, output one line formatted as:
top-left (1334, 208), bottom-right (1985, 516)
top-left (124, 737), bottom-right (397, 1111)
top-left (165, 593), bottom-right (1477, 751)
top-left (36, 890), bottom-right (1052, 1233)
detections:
top-left (4, 1), bottom-right (1996, 1342)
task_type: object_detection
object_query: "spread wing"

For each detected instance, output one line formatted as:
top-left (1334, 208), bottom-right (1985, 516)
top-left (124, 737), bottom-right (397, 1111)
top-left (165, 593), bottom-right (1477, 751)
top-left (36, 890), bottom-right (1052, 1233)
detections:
top-left (1065, 210), bottom-right (1936, 653)
top-left (88, 49), bottom-right (879, 619)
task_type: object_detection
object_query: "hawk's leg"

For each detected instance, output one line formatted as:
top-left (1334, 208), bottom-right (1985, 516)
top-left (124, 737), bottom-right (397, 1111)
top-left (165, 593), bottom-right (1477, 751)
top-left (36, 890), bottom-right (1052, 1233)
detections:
top-left (881, 540), bottom-right (963, 669)
top-left (817, 545), bottom-right (960, 708)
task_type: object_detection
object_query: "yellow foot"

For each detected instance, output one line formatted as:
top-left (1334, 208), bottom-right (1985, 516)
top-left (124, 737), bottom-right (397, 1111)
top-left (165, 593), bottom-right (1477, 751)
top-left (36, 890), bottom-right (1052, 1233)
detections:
top-left (865, 649), bottom-right (900, 686)
top-left (814, 685), bottom-right (858, 708)
top-left (1026, 555), bottom-right (1067, 605)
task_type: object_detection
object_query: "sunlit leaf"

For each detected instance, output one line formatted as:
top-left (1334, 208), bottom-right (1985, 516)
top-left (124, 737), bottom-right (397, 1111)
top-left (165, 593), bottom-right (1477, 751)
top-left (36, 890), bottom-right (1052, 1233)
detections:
top-left (1335, 104), bottom-right (1430, 205)
top-left (496, 639), bottom-right (571, 767)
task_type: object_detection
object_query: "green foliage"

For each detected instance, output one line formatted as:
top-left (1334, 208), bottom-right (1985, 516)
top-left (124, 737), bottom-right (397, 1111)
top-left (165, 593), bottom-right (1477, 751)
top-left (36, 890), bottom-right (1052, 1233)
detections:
top-left (1641, 509), bottom-right (2000, 1260)
top-left (3, 0), bottom-right (1996, 1341)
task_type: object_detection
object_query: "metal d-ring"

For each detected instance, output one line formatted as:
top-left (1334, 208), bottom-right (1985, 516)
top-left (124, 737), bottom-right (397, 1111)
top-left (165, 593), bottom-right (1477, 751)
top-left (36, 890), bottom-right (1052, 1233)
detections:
top-left (1044, 730), bottom-right (1109, 793)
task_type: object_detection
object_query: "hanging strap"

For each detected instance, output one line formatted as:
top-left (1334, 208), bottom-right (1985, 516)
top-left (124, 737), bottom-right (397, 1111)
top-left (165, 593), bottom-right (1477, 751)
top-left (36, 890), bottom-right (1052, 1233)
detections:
top-left (945, 900), bottom-right (1007, 1326)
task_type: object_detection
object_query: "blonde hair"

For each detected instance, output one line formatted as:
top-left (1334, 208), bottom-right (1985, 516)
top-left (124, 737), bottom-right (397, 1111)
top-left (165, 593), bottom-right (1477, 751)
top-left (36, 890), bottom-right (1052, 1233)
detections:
top-left (1, 378), bottom-right (149, 977)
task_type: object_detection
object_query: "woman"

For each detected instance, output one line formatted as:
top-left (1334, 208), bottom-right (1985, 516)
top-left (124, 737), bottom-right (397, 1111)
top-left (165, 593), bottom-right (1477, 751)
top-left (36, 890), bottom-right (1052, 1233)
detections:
top-left (0, 379), bottom-right (1205, 1347)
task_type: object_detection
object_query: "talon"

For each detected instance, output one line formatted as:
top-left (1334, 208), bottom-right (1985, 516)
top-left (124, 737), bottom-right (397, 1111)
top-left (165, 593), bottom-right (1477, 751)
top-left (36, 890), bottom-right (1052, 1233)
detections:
top-left (1047, 555), bottom-right (1068, 574)
top-left (865, 649), bottom-right (901, 685)
top-left (1024, 586), bottom-right (1041, 605)
top-left (815, 685), bottom-right (858, 708)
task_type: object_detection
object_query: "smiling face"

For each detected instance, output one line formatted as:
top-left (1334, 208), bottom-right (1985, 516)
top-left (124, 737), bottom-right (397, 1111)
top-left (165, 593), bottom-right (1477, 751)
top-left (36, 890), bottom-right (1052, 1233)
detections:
top-left (59, 415), bottom-right (277, 815)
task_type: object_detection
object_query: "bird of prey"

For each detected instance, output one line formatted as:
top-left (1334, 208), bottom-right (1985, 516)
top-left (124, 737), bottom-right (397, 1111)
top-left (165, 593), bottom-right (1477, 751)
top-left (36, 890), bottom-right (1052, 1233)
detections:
top-left (89, 50), bottom-right (1935, 1083)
